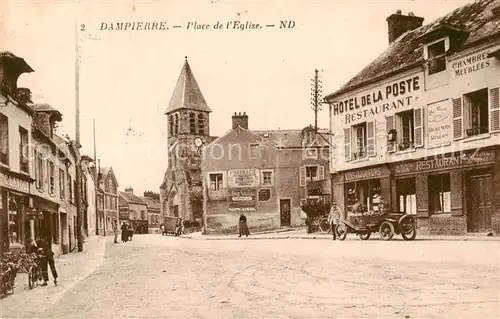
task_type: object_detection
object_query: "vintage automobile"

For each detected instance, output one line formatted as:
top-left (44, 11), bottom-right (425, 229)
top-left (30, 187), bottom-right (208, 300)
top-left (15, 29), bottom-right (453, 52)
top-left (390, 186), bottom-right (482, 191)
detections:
top-left (335, 210), bottom-right (417, 241)
top-left (162, 216), bottom-right (180, 236)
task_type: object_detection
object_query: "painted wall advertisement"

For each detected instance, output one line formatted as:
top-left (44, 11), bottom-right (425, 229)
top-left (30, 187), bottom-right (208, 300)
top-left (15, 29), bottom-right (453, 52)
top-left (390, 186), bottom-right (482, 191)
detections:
top-left (228, 168), bottom-right (260, 188)
top-left (228, 188), bottom-right (257, 212)
top-left (427, 99), bottom-right (452, 147)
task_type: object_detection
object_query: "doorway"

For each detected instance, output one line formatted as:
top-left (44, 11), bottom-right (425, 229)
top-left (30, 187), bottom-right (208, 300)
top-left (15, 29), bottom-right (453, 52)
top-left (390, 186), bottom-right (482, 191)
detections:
top-left (173, 205), bottom-right (179, 217)
top-left (280, 199), bottom-right (291, 227)
top-left (466, 169), bottom-right (493, 232)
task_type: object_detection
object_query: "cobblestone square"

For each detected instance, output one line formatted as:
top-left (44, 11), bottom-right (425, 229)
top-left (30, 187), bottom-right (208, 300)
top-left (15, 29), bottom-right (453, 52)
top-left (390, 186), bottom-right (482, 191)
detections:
top-left (1, 235), bottom-right (499, 318)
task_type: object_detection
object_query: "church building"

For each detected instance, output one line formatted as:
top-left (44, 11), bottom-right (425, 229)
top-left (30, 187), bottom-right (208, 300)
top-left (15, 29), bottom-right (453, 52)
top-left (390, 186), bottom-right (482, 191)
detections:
top-left (159, 57), bottom-right (217, 222)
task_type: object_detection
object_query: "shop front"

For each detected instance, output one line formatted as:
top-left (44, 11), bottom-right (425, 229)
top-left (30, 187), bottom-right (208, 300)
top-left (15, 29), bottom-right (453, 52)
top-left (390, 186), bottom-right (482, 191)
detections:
top-left (391, 147), bottom-right (500, 235)
top-left (332, 165), bottom-right (392, 218)
top-left (31, 196), bottom-right (59, 248)
top-left (0, 171), bottom-right (34, 252)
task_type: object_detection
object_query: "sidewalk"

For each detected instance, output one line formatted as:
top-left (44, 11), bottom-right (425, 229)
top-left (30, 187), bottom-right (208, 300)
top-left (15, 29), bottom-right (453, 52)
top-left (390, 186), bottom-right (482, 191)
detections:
top-left (180, 228), bottom-right (500, 241)
top-left (0, 235), bottom-right (108, 314)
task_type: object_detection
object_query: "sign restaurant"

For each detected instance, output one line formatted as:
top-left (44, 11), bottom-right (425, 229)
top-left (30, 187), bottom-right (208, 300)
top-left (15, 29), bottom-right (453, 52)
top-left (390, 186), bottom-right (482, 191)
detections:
top-left (333, 76), bottom-right (421, 124)
top-left (228, 188), bottom-right (257, 212)
top-left (427, 99), bottom-right (453, 147)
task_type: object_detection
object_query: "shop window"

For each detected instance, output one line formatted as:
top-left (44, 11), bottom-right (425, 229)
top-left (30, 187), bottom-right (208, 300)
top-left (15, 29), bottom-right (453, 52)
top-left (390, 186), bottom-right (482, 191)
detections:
top-left (396, 110), bottom-right (414, 150)
top-left (198, 113), bottom-right (205, 135)
top-left (48, 161), bottom-right (55, 194)
top-left (464, 88), bottom-right (489, 137)
top-left (396, 178), bottom-right (417, 215)
top-left (189, 112), bottom-right (196, 134)
top-left (352, 122), bottom-right (367, 159)
top-left (59, 168), bottom-right (66, 199)
top-left (344, 179), bottom-right (381, 214)
top-left (209, 173), bottom-right (224, 191)
top-left (262, 170), bottom-right (274, 186)
top-left (427, 40), bottom-right (446, 75)
top-left (428, 173), bottom-right (451, 213)
top-left (8, 197), bottom-right (21, 244)
top-left (0, 114), bottom-right (8, 166)
top-left (249, 143), bottom-right (261, 158)
top-left (19, 126), bottom-right (29, 173)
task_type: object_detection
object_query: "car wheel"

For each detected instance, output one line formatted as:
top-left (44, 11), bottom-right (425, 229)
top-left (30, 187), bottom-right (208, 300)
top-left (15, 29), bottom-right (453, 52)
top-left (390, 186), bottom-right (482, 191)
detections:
top-left (379, 221), bottom-right (394, 241)
top-left (400, 216), bottom-right (417, 241)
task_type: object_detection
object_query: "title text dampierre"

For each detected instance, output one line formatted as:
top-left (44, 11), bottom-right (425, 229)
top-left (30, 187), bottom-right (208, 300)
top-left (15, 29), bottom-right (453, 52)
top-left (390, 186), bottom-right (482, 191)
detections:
top-left (333, 76), bottom-right (421, 124)
top-left (100, 21), bottom-right (168, 31)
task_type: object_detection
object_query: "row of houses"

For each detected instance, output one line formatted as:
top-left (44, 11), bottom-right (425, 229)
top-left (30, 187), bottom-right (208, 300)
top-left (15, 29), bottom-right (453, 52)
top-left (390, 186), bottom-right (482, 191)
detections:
top-left (160, 0), bottom-right (500, 236)
top-left (0, 52), bottom-right (161, 255)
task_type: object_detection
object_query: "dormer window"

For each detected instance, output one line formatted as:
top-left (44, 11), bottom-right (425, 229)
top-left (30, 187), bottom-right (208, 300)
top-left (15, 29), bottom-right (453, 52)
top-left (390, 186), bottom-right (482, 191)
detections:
top-left (427, 40), bottom-right (447, 75)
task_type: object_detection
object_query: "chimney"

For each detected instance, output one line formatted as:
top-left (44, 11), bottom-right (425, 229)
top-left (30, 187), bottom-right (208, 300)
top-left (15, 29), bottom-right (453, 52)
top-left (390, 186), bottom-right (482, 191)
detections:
top-left (125, 187), bottom-right (134, 194)
top-left (386, 10), bottom-right (424, 44)
top-left (232, 111), bottom-right (249, 130)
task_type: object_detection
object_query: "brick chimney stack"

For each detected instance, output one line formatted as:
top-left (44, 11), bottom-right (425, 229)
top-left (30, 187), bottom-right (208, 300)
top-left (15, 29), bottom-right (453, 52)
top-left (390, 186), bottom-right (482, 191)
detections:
top-left (386, 10), bottom-right (424, 44)
top-left (125, 187), bottom-right (134, 194)
top-left (232, 112), bottom-right (249, 130)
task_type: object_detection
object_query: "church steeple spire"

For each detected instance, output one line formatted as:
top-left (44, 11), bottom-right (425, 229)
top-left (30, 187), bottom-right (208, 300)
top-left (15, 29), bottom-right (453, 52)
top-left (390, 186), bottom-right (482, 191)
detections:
top-left (164, 57), bottom-right (212, 114)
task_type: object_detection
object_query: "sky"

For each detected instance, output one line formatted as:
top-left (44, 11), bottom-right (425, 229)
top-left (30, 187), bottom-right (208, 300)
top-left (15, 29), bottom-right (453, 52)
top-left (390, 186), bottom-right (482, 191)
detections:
top-left (2, 0), bottom-right (472, 196)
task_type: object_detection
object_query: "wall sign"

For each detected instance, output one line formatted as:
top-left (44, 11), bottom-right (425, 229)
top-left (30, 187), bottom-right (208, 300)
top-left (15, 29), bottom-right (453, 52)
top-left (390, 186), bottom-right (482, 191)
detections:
top-left (452, 51), bottom-right (491, 77)
top-left (228, 188), bottom-right (256, 212)
top-left (258, 188), bottom-right (271, 201)
top-left (0, 172), bottom-right (30, 193)
top-left (332, 76), bottom-right (421, 124)
top-left (228, 168), bottom-right (260, 188)
top-left (344, 167), bottom-right (383, 182)
top-left (393, 150), bottom-right (495, 174)
top-left (427, 99), bottom-right (453, 147)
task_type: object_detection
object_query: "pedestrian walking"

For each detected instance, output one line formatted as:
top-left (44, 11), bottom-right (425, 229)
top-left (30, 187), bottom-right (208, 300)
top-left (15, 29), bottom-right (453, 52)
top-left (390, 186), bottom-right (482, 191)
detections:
top-left (238, 213), bottom-right (250, 237)
top-left (160, 223), bottom-right (165, 236)
top-left (175, 217), bottom-right (183, 236)
top-left (112, 220), bottom-right (118, 244)
top-left (35, 237), bottom-right (57, 286)
top-left (121, 222), bottom-right (128, 242)
top-left (128, 224), bottom-right (134, 241)
top-left (328, 202), bottom-right (342, 241)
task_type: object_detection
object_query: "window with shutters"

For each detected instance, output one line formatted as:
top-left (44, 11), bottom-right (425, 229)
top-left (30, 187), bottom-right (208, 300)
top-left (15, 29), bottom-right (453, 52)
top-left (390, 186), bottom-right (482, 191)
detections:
top-left (428, 173), bottom-right (451, 214)
top-left (352, 122), bottom-right (367, 159)
top-left (463, 88), bottom-right (489, 137)
top-left (0, 114), bottom-right (8, 166)
top-left (59, 168), bottom-right (65, 199)
top-left (48, 161), bottom-right (55, 194)
top-left (427, 40), bottom-right (447, 75)
top-left (35, 152), bottom-right (44, 190)
top-left (396, 110), bottom-right (415, 150)
top-left (209, 173), bottom-right (223, 191)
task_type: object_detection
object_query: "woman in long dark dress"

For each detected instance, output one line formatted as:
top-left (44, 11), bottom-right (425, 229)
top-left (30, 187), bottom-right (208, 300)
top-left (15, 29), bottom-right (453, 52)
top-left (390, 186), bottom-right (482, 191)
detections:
top-left (121, 222), bottom-right (128, 242)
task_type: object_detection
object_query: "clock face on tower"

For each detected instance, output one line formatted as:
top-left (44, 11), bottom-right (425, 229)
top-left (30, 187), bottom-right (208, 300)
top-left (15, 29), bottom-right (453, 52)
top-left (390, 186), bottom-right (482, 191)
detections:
top-left (194, 137), bottom-right (203, 147)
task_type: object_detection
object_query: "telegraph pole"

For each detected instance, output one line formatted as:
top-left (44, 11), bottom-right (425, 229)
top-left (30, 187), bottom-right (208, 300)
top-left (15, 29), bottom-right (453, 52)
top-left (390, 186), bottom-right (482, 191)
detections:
top-left (310, 69), bottom-right (323, 132)
top-left (75, 21), bottom-right (84, 252)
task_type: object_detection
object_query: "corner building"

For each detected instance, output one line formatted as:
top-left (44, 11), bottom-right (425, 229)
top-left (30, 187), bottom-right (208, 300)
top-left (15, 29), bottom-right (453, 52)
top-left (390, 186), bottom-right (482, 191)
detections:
top-left (325, 0), bottom-right (500, 235)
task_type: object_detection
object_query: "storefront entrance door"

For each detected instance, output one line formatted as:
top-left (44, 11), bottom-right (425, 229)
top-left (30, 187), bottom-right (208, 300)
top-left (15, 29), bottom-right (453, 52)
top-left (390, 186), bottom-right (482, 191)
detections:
top-left (467, 173), bottom-right (493, 232)
top-left (280, 199), bottom-right (291, 227)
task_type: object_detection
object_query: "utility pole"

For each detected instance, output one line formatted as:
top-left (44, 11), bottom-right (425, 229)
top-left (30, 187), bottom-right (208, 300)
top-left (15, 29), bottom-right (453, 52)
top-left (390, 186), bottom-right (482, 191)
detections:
top-left (310, 69), bottom-right (323, 132)
top-left (75, 21), bottom-right (84, 252)
top-left (93, 119), bottom-right (98, 236)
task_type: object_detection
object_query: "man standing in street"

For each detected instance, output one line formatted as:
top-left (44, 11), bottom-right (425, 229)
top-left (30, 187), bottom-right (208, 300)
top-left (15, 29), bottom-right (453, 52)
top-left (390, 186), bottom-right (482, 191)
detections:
top-left (238, 213), bottom-right (250, 237)
top-left (112, 220), bottom-right (118, 243)
top-left (328, 202), bottom-right (342, 241)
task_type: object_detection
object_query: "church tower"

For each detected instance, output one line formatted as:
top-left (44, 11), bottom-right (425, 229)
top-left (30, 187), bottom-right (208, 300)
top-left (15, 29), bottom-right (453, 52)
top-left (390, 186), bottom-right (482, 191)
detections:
top-left (160, 57), bottom-right (215, 221)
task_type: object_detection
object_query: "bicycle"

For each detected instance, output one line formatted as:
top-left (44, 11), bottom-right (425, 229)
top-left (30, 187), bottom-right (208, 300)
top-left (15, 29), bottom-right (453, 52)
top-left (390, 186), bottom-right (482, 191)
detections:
top-left (310, 217), bottom-right (333, 234)
top-left (17, 252), bottom-right (43, 289)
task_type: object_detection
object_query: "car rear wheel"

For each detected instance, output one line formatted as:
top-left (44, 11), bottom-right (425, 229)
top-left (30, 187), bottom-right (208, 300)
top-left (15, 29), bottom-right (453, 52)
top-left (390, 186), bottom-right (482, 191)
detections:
top-left (379, 221), bottom-right (394, 241)
top-left (400, 216), bottom-right (417, 241)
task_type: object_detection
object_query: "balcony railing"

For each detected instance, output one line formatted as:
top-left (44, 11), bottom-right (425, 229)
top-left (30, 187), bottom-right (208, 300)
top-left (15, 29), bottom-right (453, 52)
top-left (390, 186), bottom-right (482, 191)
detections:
top-left (398, 138), bottom-right (414, 151)
top-left (352, 150), bottom-right (366, 160)
top-left (466, 126), bottom-right (489, 137)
